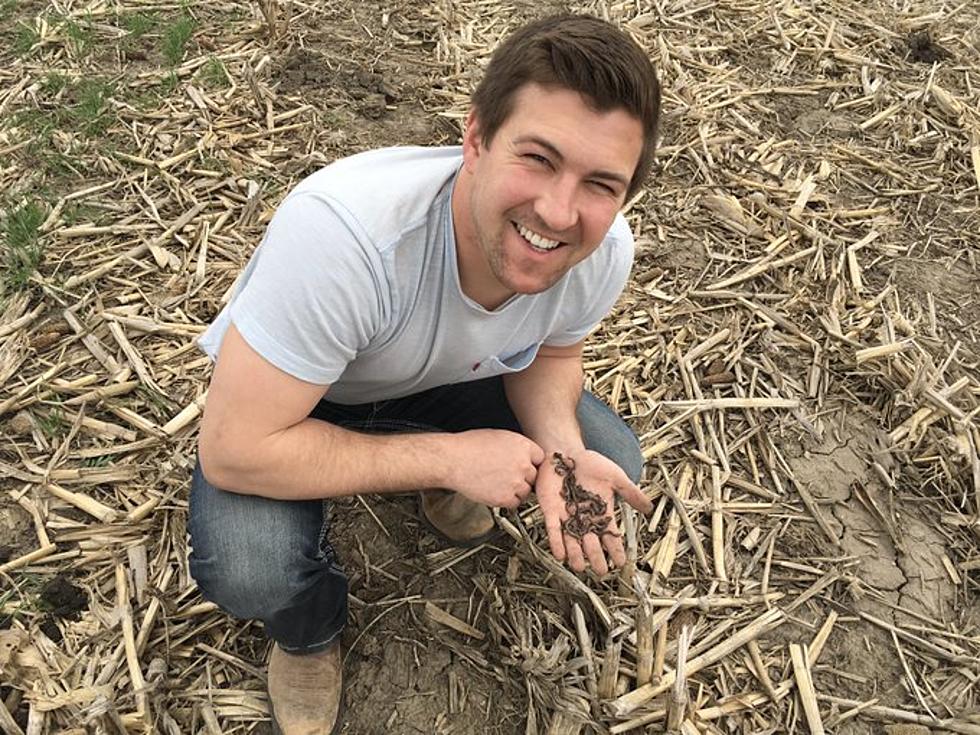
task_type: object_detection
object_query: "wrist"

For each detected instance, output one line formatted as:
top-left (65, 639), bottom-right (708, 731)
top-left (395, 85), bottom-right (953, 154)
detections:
top-left (536, 436), bottom-right (586, 458)
top-left (423, 432), bottom-right (463, 490)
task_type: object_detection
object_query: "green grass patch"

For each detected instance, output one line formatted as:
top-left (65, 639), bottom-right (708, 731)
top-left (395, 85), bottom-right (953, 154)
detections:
top-left (198, 56), bottom-right (228, 88)
top-left (13, 20), bottom-right (40, 55)
top-left (40, 72), bottom-right (70, 97)
top-left (0, 0), bottom-right (17, 21)
top-left (120, 11), bottom-right (157, 37)
top-left (161, 15), bottom-right (195, 66)
top-left (2, 201), bottom-right (46, 293)
top-left (73, 79), bottom-right (115, 135)
top-left (14, 108), bottom-right (56, 139)
top-left (36, 406), bottom-right (66, 440)
top-left (9, 108), bottom-right (82, 179)
top-left (0, 573), bottom-right (44, 621)
top-left (19, 77), bottom-right (117, 139)
top-left (160, 70), bottom-right (181, 95)
top-left (136, 385), bottom-right (177, 420)
top-left (61, 14), bottom-right (95, 55)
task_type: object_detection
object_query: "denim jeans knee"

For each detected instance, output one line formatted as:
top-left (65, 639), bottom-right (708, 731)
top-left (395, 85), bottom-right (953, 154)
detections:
top-left (187, 463), bottom-right (347, 652)
top-left (577, 393), bottom-right (644, 484)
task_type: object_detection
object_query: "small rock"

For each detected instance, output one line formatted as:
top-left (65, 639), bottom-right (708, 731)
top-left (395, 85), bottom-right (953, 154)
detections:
top-left (7, 411), bottom-right (34, 435)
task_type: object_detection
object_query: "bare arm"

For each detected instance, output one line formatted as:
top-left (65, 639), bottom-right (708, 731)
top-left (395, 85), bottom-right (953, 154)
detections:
top-left (503, 341), bottom-right (651, 573)
top-left (503, 342), bottom-right (588, 453)
top-left (199, 323), bottom-right (542, 503)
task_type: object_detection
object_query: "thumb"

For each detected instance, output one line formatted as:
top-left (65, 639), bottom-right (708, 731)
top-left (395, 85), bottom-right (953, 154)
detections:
top-left (528, 441), bottom-right (546, 466)
top-left (614, 472), bottom-right (653, 514)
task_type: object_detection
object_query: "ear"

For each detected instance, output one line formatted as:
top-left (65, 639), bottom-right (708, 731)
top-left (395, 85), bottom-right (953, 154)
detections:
top-left (461, 109), bottom-right (484, 172)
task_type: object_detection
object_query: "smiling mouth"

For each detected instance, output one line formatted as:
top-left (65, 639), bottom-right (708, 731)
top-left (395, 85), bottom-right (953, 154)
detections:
top-left (514, 221), bottom-right (563, 252)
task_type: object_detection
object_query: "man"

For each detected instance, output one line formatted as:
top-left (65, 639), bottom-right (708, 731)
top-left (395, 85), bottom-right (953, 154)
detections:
top-left (190, 14), bottom-right (661, 734)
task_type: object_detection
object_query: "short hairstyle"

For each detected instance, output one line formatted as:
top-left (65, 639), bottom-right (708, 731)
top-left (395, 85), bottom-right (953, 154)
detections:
top-left (471, 14), bottom-right (661, 200)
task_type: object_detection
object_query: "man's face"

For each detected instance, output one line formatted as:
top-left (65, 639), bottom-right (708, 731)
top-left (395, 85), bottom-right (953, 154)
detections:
top-left (455, 82), bottom-right (643, 309)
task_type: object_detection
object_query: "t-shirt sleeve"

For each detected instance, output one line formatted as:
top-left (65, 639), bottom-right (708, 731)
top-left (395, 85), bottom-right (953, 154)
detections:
top-left (543, 215), bottom-right (634, 346)
top-left (228, 192), bottom-right (386, 385)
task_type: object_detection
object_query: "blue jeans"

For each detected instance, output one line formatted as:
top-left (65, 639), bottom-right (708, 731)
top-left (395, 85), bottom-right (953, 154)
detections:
top-left (188, 377), bottom-right (642, 653)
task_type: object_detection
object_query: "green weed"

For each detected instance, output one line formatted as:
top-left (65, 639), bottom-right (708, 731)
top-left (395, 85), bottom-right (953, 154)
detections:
top-left (120, 12), bottom-right (157, 38)
top-left (37, 406), bottom-right (66, 440)
top-left (159, 70), bottom-right (180, 96)
top-left (2, 202), bottom-right (46, 292)
top-left (62, 15), bottom-right (94, 55)
top-left (161, 15), bottom-right (195, 66)
top-left (74, 79), bottom-right (115, 136)
top-left (0, 0), bottom-right (17, 21)
top-left (199, 154), bottom-right (227, 172)
top-left (36, 148), bottom-right (82, 179)
top-left (15, 77), bottom-right (114, 140)
top-left (13, 108), bottom-right (55, 139)
top-left (137, 385), bottom-right (177, 419)
top-left (0, 572), bottom-right (44, 621)
top-left (13, 21), bottom-right (40, 55)
top-left (10, 110), bottom-right (78, 180)
top-left (40, 72), bottom-right (69, 97)
top-left (198, 56), bottom-right (228, 88)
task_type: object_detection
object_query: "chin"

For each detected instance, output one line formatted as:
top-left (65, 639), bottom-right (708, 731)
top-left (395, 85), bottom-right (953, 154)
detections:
top-left (501, 272), bottom-right (562, 296)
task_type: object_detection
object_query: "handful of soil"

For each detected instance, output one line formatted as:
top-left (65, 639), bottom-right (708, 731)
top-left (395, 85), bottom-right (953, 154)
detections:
top-left (552, 452), bottom-right (620, 540)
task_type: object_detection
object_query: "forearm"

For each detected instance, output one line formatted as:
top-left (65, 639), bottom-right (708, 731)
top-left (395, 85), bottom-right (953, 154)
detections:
top-left (503, 350), bottom-right (586, 453)
top-left (200, 417), bottom-right (459, 500)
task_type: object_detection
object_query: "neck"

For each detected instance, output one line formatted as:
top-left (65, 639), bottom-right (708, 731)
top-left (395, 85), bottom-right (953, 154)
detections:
top-left (450, 169), bottom-right (512, 311)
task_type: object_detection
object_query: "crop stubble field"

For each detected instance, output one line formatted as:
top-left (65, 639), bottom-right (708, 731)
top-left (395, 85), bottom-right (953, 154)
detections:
top-left (1, 1), bottom-right (979, 733)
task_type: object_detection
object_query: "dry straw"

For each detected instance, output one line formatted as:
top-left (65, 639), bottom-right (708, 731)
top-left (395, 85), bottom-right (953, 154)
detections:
top-left (1, 0), bottom-right (979, 733)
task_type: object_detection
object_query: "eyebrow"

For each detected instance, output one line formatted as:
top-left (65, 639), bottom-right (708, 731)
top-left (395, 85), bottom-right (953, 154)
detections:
top-left (513, 135), bottom-right (630, 188)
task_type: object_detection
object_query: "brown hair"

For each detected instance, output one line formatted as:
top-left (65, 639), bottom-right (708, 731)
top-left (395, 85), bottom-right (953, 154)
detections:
top-left (471, 14), bottom-right (661, 200)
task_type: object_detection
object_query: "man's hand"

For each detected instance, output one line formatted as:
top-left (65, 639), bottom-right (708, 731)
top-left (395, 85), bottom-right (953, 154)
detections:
top-left (446, 429), bottom-right (545, 508)
top-left (536, 450), bottom-right (652, 575)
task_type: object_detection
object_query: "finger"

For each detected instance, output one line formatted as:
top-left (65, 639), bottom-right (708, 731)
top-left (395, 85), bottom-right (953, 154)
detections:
top-left (581, 533), bottom-right (608, 576)
top-left (616, 477), bottom-right (653, 514)
top-left (601, 531), bottom-right (627, 569)
top-left (564, 535), bottom-right (587, 573)
top-left (525, 466), bottom-right (538, 485)
top-left (543, 509), bottom-right (566, 561)
top-left (528, 442), bottom-right (546, 466)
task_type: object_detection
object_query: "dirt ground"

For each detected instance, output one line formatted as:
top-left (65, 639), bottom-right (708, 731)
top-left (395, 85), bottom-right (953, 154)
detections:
top-left (1, 1), bottom-right (979, 734)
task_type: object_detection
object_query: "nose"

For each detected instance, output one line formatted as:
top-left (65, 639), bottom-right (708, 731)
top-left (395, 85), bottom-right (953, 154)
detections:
top-left (534, 175), bottom-right (579, 234)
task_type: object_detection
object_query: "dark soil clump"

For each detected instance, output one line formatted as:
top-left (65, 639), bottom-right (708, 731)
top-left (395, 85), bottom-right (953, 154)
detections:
top-left (39, 575), bottom-right (87, 620)
top-left (906, 30), bottom-right (949, 63)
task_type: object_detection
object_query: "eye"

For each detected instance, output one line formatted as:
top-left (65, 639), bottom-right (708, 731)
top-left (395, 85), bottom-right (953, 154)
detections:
top-left (590, 180), bottom-right (617, 195)
top-left (524, 153), bottom-right (551, 167)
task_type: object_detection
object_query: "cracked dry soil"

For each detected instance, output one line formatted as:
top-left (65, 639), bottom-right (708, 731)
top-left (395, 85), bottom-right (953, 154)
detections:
top-left (788, 410), bottom-right (954, 618)
top-left (785, 409), bottom-right (962, 715)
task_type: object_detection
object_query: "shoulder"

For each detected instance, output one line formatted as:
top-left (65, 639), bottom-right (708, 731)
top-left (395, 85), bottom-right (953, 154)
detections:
top-left (577, 213), bottom-right (635, 280)
top-left (603, 213), bottom-right (635, 258)
top-left (285, 146), bottom-right (463, 246)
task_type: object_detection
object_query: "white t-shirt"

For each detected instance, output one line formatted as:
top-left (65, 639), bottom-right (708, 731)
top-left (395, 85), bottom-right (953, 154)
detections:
top-left (198, 146), bottom-right (634, 404)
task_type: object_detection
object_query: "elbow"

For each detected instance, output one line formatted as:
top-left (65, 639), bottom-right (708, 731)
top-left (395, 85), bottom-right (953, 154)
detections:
top-left (197, 420), bottom-right (250, 492)
top-left (197, 432), bottom-right (233, 491)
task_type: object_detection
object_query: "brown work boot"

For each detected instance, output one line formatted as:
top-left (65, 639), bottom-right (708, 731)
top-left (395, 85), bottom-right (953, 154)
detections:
top-left (420, 489), bottom-right (496, 547)
top-left (267, 642), bottom-right (344, 735)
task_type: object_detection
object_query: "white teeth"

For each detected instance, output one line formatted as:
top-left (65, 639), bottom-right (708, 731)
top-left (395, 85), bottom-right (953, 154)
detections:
top-left (516, 223), bottom-right (560, 250)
